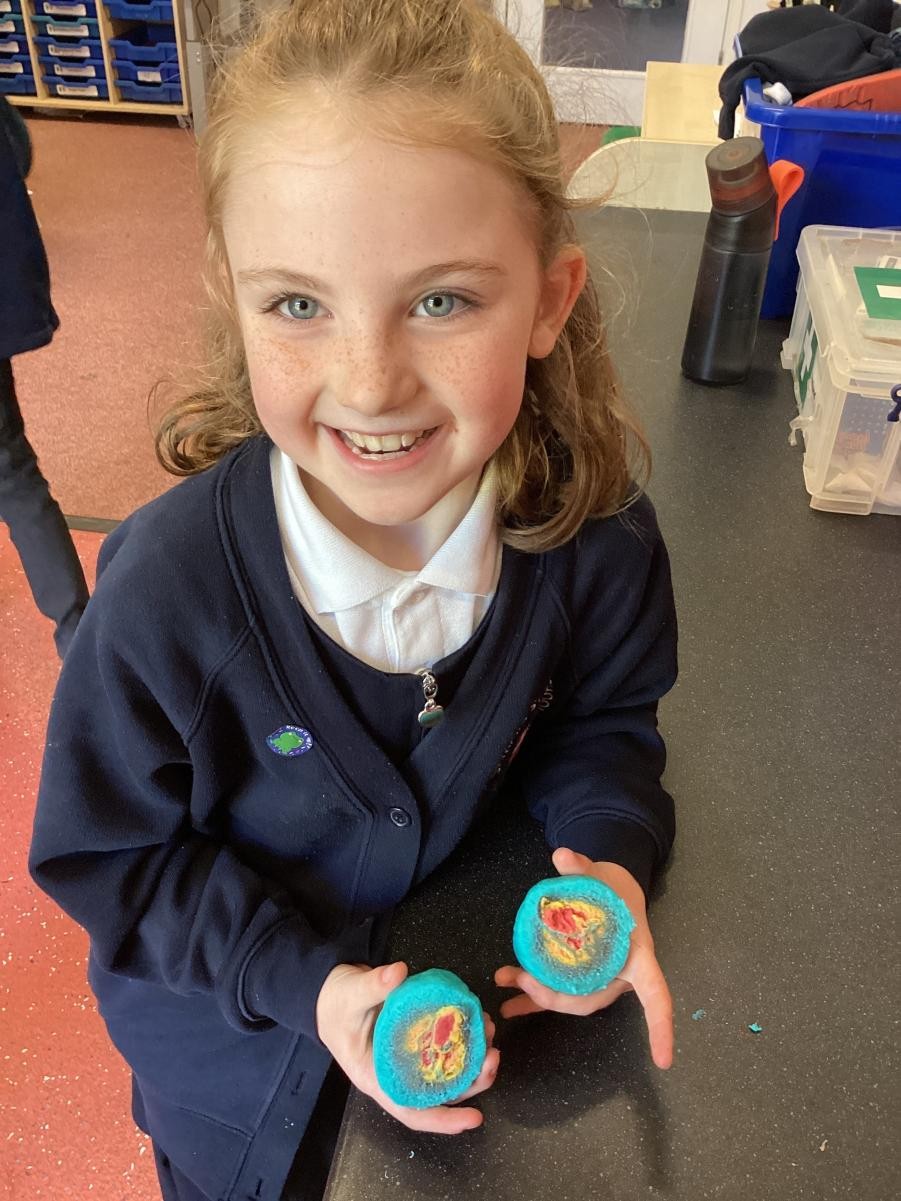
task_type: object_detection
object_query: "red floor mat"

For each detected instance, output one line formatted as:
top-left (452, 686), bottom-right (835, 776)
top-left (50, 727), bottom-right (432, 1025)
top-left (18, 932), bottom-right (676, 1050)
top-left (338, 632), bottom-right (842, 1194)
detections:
top-left (13, 114), bottom-right (203, 523)
top-left (1, 527), bottom-right (158, 1200)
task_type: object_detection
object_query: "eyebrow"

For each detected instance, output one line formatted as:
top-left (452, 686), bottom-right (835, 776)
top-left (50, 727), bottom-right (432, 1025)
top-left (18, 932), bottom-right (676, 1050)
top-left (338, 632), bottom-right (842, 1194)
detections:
top-left (235, 259), bottom-right (507, 293)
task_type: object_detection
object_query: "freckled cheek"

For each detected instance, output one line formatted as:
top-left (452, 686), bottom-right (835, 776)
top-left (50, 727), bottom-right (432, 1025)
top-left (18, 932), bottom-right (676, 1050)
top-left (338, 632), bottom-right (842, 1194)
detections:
top-left (243, 329), bottom-right (321, 427)
top-left (454, 352), bottom-right (526, 441)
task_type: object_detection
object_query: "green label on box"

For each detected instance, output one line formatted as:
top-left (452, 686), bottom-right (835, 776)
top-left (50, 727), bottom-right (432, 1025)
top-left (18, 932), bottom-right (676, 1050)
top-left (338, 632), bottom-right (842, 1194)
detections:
top-left (795, 311), bottom-right (818, 410)
top-left (854, 266), bottom-right (901, 321)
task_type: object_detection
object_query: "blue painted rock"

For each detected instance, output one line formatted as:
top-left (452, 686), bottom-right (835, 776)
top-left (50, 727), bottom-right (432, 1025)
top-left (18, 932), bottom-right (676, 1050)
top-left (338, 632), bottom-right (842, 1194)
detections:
top-left (513, 875), bottom-right (635, 996)
top-left (373, 969), bottom-right (486, 1109)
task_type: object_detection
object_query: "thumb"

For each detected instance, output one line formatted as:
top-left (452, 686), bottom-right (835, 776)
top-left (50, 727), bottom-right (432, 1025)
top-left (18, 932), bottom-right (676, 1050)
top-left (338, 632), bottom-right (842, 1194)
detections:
top-left (367, 960), bottom-right (408, 1008)
top-left (552, 847), bottom-right (593, 876)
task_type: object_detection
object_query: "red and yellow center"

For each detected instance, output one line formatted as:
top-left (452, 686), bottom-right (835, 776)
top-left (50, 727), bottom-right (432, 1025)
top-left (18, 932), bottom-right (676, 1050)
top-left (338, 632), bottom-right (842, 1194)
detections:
top-left (405, 1005), bottom-right (467, 1085)
top-left (539, 896), bottom-right (607, 967)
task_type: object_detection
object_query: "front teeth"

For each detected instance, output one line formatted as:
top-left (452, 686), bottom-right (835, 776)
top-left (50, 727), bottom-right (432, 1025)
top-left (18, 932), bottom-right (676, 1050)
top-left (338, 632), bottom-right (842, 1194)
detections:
top-left (343, 429), bottom-right (425, 452)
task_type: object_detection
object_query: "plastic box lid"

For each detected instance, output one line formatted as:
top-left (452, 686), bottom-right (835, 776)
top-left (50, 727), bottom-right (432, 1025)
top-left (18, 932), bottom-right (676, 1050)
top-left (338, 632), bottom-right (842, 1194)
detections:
top-left (796, 225), bottom-right (901, 395)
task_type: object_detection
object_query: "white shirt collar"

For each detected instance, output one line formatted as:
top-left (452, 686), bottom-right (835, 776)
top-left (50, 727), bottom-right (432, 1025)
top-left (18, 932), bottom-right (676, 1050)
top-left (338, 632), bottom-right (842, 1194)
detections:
top-left (272, 449), bottom-right (500, 615)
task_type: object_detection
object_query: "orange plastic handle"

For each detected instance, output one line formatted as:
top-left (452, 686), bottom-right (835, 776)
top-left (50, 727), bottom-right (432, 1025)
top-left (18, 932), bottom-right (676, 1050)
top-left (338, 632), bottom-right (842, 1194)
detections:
top-left (769, 159), bottom-right (805, 242)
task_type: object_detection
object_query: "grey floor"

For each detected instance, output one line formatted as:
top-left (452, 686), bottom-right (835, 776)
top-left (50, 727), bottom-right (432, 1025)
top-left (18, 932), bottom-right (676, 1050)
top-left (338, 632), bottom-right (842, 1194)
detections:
top-left (544, 0), bottom-right (689, 72)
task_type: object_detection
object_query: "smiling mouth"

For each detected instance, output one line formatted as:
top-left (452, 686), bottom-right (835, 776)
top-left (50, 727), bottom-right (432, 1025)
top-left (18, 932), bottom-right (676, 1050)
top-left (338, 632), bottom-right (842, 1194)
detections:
top-left (335, 427), bottom-right (438, 460)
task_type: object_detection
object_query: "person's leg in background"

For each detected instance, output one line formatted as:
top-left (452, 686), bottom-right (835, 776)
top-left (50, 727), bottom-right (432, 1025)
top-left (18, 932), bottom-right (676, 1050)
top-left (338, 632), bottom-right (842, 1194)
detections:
top-left (0, 356), bottom-right (89, 657)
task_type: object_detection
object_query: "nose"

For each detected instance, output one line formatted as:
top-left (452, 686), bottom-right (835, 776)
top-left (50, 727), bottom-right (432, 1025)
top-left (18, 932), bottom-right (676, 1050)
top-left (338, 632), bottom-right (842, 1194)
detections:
top-left (334, 329), bottom-right (419, 420)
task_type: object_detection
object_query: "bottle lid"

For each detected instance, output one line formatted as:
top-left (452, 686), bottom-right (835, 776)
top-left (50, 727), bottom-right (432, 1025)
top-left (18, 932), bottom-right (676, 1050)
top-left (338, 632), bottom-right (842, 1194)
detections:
top-left (705, 137), bottom-right (774, 214)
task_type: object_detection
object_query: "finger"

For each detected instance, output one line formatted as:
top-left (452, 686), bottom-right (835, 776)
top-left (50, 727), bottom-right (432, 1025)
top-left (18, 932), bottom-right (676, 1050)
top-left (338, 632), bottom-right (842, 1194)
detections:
top-left (552, 847), bottom-right (594, 876)
top-left (630, 956), bottom-right (674, 1069)
top-left (359, 1060), bottom-right (485, 1135)
top-left (482, 1011), bottom-right (496, 1046)
top-left (571, 977), bottom-right (633, 1012)
top-left (387, 1099), bottom-right (484, 1135)
top-left (452, 1046), bottom-right (500, 1102)
top-left (381, 960), bottom-right (409, 989)
top-left (494, 965), bottom-right (522, 989)
top-left (503, 970), bottom-right (582, 1015)
top-left (363, 961), bottom-right (408, 1013)
top-left (512, 969), bottom-right (634, 1017)
top-left (499, 992), bottom-right (545, 1019)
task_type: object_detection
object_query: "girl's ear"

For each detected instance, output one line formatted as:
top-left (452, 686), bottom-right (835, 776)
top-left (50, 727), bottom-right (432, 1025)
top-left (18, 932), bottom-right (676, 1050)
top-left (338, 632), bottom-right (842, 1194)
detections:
top-left (527, 245), bottom-right (588, 360)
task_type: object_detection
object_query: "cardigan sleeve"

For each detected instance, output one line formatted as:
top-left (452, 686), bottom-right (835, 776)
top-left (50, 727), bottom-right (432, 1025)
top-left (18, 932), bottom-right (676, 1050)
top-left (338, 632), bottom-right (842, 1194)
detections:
top-left (516, 506), bottom-right (678, 898)
top-left (29, 594), bottom-right (370, 1041)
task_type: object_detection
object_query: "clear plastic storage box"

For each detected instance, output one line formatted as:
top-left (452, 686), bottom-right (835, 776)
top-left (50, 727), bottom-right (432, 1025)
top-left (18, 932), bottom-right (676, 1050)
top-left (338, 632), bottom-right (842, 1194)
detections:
top-left (782, 225), bottom-right (901, 516)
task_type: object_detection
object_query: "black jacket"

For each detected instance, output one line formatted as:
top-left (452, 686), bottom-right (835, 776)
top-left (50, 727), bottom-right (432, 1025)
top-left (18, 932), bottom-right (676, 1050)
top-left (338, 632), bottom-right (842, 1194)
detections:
top-left (719, 1), bottom-right (901, 138)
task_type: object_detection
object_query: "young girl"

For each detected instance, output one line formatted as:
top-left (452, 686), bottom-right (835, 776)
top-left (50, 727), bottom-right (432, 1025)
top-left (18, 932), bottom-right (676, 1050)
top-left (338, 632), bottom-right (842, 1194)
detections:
top-left (29, 3), bottom-right (678, 1199)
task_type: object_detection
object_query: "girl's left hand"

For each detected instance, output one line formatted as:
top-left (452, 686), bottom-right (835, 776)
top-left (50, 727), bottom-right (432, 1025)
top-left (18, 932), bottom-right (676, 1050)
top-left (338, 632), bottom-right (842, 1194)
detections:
top-left (494, 848), bottom-right (674, 1069)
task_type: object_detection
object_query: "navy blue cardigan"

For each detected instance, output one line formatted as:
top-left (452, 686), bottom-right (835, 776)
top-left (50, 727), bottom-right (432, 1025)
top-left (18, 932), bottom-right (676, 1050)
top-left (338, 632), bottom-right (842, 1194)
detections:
top-left (30, 435), bottom-right (677, 1200)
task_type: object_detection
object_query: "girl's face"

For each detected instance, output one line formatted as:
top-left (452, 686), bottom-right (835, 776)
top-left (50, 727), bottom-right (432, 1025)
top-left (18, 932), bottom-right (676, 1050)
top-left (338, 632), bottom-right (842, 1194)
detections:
top-left (222, 111), bottom-right (584, 558)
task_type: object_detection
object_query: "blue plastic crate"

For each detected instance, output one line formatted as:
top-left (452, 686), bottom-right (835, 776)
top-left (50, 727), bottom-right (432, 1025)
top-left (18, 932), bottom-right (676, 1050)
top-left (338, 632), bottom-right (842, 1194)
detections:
top-left (42, 71), bottom-right (107, 97)
top-left (0, 35), bottom-right (26, 55)
top-left (0, 1), bottom-right (23, 18)
top-left (742, 77), bottom-right (901, 319)
top-left (34, 0), bottom-right (98, 16)
top-left (0, 13), bottom-right (24, 33)
top-left (34, 32), bottom-right (102, 57)
top-left (113, 58), bottom-right (178, 84)
top-left (105, 0), bottom-right (173, 21)
top-left (31, 15), bottom-right (100, 38)
top-left (0, 68), bottom-right (34, 92)
top-left (42, 54), bottom-right (106, 79)
top-left (0, 52), bottom-right (31, 76)
top-left (108, 24), bottom-right (177, 64)
top-left (116, 76), bottom-right (180, 103)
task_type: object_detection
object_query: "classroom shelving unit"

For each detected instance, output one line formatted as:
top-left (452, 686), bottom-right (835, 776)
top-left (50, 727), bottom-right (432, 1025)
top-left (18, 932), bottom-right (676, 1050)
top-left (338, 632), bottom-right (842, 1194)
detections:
top-left (0, 0), bottom-right (191, 123)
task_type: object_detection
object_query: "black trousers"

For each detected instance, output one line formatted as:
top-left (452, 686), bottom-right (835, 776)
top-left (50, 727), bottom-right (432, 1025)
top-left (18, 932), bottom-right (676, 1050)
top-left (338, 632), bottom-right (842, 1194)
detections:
top-left (0, 357), bottom-right (88, 656)
top-left (152, 1064), bottom-right (350, 1201)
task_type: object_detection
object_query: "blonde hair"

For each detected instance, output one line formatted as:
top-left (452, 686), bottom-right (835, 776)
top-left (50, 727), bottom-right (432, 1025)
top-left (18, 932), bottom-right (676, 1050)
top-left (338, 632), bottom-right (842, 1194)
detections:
top-left (155, 0), bottom-right (650, 552)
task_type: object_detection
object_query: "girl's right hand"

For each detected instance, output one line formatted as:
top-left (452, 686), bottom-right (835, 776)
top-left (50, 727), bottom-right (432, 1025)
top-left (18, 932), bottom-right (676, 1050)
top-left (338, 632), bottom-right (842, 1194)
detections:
top-left (315, 961), bottom-right (499, 1134)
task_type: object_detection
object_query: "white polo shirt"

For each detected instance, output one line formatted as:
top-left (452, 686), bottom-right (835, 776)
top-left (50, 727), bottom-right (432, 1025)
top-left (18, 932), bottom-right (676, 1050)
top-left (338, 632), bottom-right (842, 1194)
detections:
top-left (270, 448), bottom-right (502, 674)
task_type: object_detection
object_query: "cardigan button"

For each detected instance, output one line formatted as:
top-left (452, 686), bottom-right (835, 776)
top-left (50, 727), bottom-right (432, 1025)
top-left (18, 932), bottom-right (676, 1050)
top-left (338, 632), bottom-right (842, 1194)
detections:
top-left (389, 807), bottom-right (412, 828)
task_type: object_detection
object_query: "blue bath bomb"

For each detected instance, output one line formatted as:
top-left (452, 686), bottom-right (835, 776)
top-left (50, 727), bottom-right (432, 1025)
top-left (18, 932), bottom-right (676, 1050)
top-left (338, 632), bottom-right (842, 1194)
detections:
top-left (373, 969), bottom-right (486, 1109)
top-left (513, 875), bottom-right (635, 996)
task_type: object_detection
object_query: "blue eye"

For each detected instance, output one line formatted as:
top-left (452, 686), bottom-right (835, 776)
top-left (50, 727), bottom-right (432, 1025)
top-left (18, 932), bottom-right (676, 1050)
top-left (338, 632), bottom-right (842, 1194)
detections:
top-left (278, 295), bottom-right (320, 321)
top-left (417, 293), bottom-right (467, 319)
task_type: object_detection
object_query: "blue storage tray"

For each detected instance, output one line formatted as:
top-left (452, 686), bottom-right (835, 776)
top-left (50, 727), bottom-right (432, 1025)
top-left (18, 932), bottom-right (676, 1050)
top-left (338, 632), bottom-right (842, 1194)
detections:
top-left (0, 13), bottom-right (24, 33)
top-left (105, 0), bottom-right (173, 21)
top-left (0, 69), bottom-right (35, 92)
top-left (0, 36), bottom-right (26, 55)
top-left (0, 1), bottom-right (23, 18)
top-left (115, 76), bottom-right (180, 103)
top-left (113, 58), bottom-right (178, 84)
top-left (742, 77), bottom-right (901, 319)
top-left (31, 15), bottom-right (100, 38)
top-left (108, 24), bottom-right (177, 63)
top-left (34, 0), bottom-right (98, 17)
top-left (34, 32), bottom-right (102, 57)
top-left (42, 54), bottom-right (105, 79)
top-left (42, 71), bottom-right (108, 97)
top-left (0, 52), bottom-right (31, 75)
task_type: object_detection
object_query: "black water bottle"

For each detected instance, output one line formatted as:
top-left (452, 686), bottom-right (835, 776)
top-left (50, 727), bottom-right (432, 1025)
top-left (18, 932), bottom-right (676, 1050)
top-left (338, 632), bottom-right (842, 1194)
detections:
top-left (681, 137), bottom-right (777, 385)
